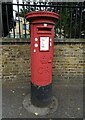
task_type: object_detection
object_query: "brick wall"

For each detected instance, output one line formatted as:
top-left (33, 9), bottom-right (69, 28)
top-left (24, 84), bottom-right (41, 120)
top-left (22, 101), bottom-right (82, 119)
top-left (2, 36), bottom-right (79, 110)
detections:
top-left (2, 41), bottom-right (85, 87)
top-left (2, 44), bottom-right (31, 87)
top-left (53, 43), bottom-right (84, 85)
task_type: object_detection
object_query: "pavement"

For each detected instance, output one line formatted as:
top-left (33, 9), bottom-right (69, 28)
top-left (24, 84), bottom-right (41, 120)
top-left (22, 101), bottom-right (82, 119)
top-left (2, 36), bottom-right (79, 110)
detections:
top-left (2, 81), bottom-right (83, 119)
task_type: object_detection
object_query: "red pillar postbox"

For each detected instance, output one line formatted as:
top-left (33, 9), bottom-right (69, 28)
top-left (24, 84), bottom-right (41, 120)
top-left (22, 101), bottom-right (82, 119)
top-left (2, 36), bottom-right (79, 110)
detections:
top-left (26, 11), bottom-right (59, 107)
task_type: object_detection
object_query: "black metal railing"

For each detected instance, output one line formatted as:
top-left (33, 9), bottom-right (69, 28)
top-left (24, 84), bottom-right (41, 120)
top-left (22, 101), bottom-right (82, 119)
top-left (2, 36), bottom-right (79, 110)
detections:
top-left (1, 1), bottom-right (85, 39)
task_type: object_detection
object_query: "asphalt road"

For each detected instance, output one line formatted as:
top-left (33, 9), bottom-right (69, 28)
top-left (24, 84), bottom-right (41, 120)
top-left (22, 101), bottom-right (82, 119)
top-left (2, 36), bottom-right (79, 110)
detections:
top-left (2, 82), bottom-right (83, 119)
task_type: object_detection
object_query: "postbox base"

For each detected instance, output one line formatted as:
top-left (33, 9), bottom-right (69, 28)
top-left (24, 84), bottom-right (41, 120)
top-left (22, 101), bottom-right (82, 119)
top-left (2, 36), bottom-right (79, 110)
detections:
top-left (31, 83), bottom-right (52, 107)
top-left (23, 93), bottom-right (58, 116)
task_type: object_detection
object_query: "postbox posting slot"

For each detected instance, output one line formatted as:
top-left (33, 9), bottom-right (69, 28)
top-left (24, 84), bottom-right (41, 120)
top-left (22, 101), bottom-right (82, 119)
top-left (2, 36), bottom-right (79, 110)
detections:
top-left (37, 27), bottom-right (52, 34)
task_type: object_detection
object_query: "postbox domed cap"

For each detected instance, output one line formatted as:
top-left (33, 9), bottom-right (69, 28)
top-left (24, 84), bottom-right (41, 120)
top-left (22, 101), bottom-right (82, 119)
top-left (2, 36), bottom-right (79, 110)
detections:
top-left (25, 11), bottom-right (59, 22)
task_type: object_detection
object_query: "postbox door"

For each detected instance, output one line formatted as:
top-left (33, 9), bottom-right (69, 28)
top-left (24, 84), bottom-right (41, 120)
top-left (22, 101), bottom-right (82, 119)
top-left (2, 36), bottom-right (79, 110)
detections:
top-left (31, 24), bottom-right (54, 86)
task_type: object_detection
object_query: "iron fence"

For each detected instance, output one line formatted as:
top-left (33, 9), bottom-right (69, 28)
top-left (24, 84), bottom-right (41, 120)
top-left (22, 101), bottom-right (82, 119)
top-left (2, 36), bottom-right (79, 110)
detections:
top-left (1, 1), bottom-right (85, 39)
